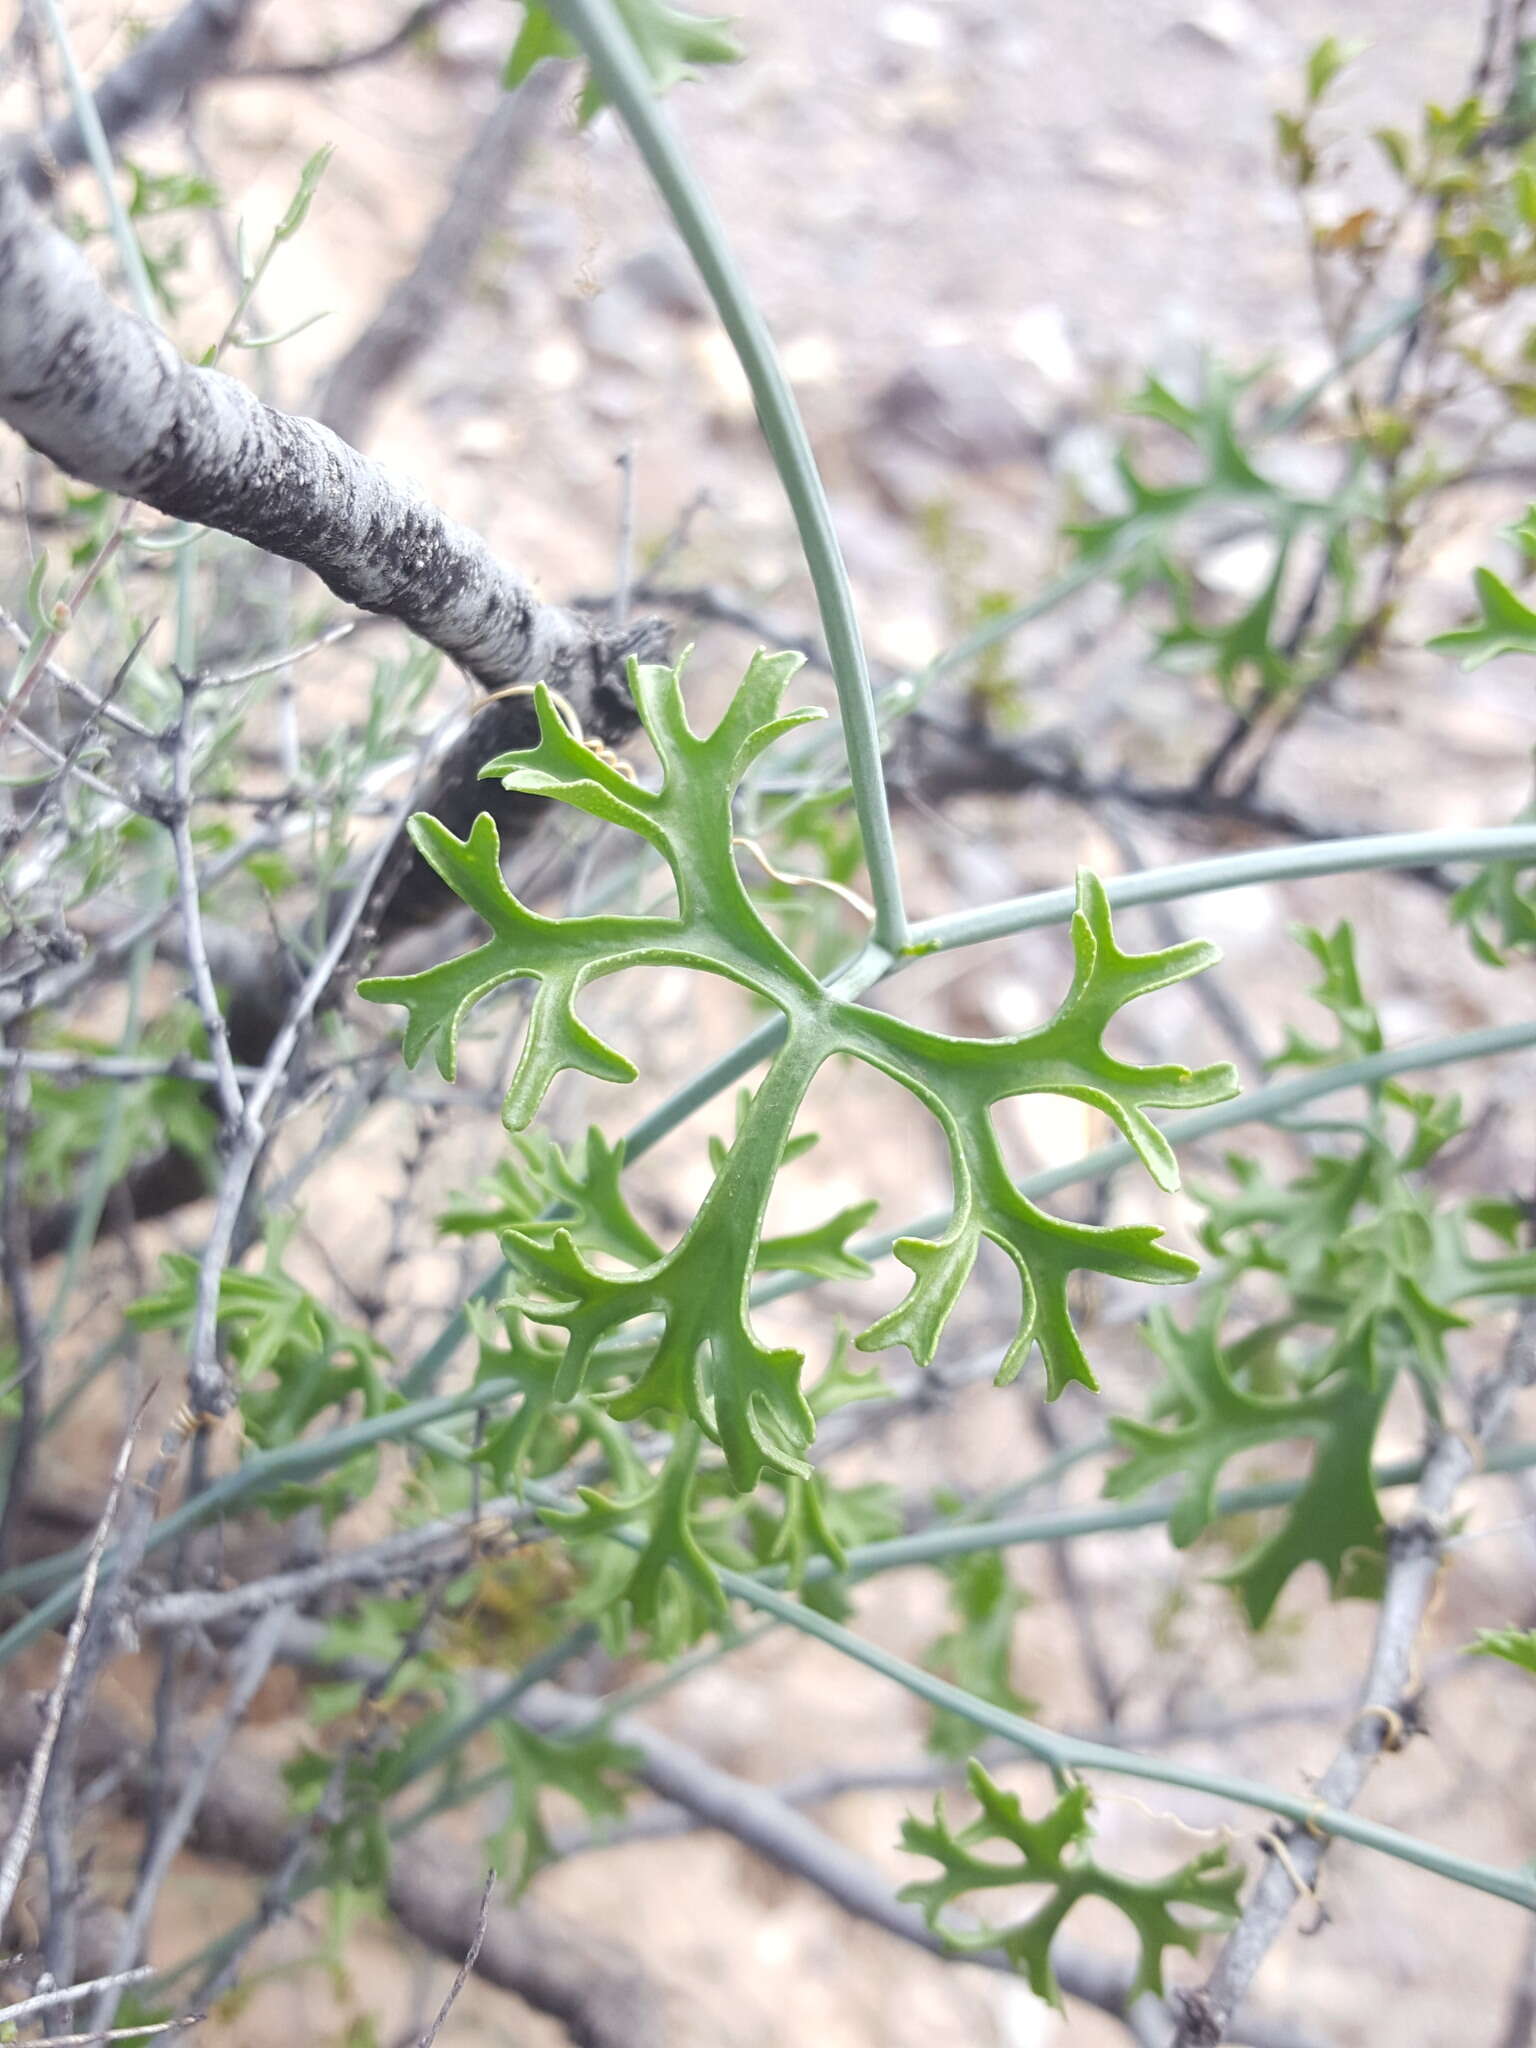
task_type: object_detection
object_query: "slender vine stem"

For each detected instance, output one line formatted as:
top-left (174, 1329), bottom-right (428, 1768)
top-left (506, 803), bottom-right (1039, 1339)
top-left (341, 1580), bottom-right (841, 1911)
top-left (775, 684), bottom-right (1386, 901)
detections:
top-left (907, 823), bottom-right (1536, 954)
top-left (544, 0), bottom-right (909, 953)
top-left (712, 1568), bottom-right (1536, 1912)
top-left (836, 1437), bottom-right (1536, 1578)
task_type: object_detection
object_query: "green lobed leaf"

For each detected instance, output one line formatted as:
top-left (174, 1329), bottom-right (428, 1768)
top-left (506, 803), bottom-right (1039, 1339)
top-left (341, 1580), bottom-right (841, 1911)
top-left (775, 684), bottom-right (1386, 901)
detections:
top-left (924, 1542), bottom-right (1034, 1759)
top-left (899, 1763), bottom-right (1242, 2007)
top-left (364, 653), bottom-right (1234, 1482)
top-left (488, 1720), bottom-right (639, 1892)
top-left (1105, 1301), bottom-right (1390, 1625)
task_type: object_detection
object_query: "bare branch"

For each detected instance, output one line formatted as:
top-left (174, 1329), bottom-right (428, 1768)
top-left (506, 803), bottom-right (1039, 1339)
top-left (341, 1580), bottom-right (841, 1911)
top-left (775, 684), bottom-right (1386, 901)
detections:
top-left (0, 1405), bottom-right (140, 1930)
top-left (1500, 1913), bottom-right (1536, 2048)
top-left (1174, 1300), bottom-right (1536, 2046)
top-left (0, 1966), bottom-right (154, 2027)
top-left (134, 1495), bottom-right (538, 1631)
top-left (0, 1039), bottom-right (42, 1569)
top-left (237, 0), bottom-right (465, 82)
top-left (88, 1603), bottom-right (292, 2034)
top-left (18, 2021), bottom-right (198, 2046)
top-left (164, 681), bottom-right (248, 1136)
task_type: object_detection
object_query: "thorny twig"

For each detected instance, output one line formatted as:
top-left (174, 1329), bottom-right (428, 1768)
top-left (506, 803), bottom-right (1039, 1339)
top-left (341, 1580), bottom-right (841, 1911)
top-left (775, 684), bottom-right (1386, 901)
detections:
top-left (88, 1602), bottom-right (293, 2035)
top-left (415, 1868), bottom-right (495, 2048)
top-left (0, 1402), bottom-right (141, 1932)
top-left (0, 1038), bottom-right (41, 1569)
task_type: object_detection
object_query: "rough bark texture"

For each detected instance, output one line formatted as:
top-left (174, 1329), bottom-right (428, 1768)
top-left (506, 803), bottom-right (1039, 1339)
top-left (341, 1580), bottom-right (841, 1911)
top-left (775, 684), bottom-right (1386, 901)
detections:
top-left (0, 170), bottom-right (646, 703)
top-left (8, 0), bottom-right (258, 198)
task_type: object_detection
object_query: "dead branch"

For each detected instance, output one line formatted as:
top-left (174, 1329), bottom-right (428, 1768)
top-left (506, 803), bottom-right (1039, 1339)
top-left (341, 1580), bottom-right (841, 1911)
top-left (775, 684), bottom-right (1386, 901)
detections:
top-left (0, 1409), bottom-right (139, 1937)
top-left (88, 1604), bottom-right (293, 2032)
top-left (236, 1), bottom-right (466, 82)
top-left (0, 1697), bottom-right (661, 2048)
top-left (414, 1869), bottom-right (494, 2048)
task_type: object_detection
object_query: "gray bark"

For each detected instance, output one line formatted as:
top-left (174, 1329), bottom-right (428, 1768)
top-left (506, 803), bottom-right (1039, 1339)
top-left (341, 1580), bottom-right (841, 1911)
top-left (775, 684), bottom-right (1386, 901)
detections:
top-left (0, 169), bottom-right (644, 712)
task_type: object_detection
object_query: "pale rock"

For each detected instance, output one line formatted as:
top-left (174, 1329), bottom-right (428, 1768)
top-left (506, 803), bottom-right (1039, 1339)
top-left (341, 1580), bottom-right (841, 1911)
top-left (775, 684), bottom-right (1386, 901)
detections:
top-left (434, 5), bottom-right (513, 68)
top-left (572, 282), bottom-right (668, 375)
top-left (451, 416), bottom-right (510, 461)
top-left (780, 333), bottom-right (842, 385)
top-left (616, 245), bottom-right (709, 323)
top-left (1189, 882), bottom-right (1281, 945)
top-left (1200, 531), bottom-right (1276, 600)
top-left (1076, 132), bottom-right (1162, 190)
top-left (690, 328), bottom-right (755, 423)
top-left (978, 974), bottom-right (1047, 1035)
top-left (529, 334), bottom-right (583, 392)
top-left (1169, 0), bottom-right (1286, 60)
top-left (1007, 304), bottom-right (1082, 393)
top-left (865, 347), bottom-right (1048, 469)
top-left (876, 2), bottom-right (947, 50)
top-left (586, 375), bottom-right (643, 426)
top-left (1050, 421), bottom-right (1122, 509)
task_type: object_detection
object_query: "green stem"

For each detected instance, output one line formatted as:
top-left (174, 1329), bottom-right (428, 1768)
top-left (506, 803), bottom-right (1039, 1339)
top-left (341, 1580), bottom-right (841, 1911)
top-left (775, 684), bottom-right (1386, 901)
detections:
top-left (32, 0), bottom-right (158, 322)
top-left (399, 943), bottom-right (888, 1398)
top-left (907, 823), bottom-right (1536, 955)
top-left (409, 823), bottom-right (1523, 1392)
top-left (714, 1566), bottom-right (1536, 1911)
top-left (546, 0), bottom-right (908, 954)
top-left (838, 1435), bottom-right (1536, 1579)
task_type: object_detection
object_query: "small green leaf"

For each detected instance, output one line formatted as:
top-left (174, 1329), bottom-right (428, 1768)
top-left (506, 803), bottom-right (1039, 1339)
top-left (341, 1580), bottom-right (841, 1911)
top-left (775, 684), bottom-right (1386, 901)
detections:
top-left (505, 0), bottom-right (742, 121)
top-left (1305, 34), bottom-right (1361, 103)
top-left (488, 1720), bottom-right (638, 1891)
top-left (924, 1543), bottom-right (1034, 1758)
top-left (1429, 566), bottom-right (1536, 668)
top-left (1469, 1627), bottom-right (1536, 1675)
top-left (900, 1764), bottom-right (1242, 2007)
top-left (274, 145), bottom-right (334, 242)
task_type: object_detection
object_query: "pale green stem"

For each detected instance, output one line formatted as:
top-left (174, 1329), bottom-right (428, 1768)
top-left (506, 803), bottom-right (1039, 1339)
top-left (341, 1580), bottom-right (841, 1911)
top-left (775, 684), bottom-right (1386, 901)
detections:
top-left (715, 1567), bottom-right (1536, 1912)
top-left (545, 0), bottom-right (908, 953)
top-left (837, 1436), bottom-right (1536, 1578)
top-left (32, 0), bottom-right (157, 322)
top-left (907, 824), bottom-right (1536, 955)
